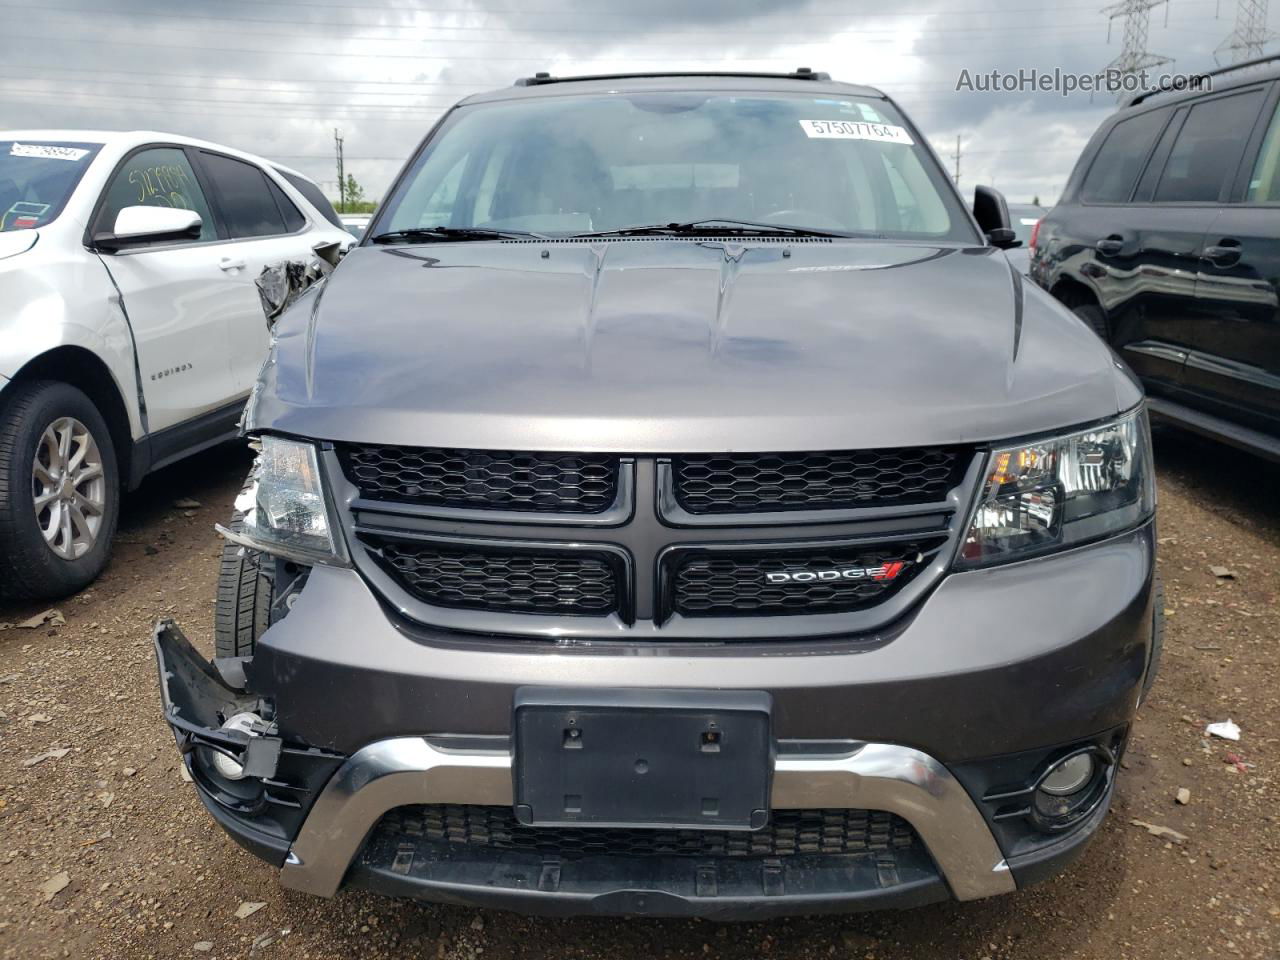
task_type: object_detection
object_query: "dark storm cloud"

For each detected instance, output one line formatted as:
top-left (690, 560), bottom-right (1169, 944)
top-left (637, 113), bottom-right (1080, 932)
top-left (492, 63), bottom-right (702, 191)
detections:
top-left (0, 0), bottom-right (1267, 203)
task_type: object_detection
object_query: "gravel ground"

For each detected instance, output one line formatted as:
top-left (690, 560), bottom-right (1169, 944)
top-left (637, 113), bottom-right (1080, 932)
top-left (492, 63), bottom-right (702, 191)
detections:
top-left (1, 429), bottom-right (1276, 960)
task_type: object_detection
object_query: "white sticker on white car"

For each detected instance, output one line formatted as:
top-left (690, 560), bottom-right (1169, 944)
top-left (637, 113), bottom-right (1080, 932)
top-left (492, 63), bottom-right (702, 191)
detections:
top-left (10, 142), bottom-right (91, 162)
top-left (799, 120), bottom-right (914, 145)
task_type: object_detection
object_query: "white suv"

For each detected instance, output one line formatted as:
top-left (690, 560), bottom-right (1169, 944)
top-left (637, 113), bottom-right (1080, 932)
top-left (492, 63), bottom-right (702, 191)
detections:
top-left (0, 131), bottom-right (351, 600)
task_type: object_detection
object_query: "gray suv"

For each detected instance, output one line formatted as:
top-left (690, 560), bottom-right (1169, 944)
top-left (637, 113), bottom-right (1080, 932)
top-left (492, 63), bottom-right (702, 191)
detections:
top-left (154, 70), bottom-right (1160, 918)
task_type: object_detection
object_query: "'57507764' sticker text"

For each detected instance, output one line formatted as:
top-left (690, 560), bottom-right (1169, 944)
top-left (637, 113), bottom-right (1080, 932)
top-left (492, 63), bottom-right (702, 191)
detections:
top-left (799, 120), bottom-right (914, 145)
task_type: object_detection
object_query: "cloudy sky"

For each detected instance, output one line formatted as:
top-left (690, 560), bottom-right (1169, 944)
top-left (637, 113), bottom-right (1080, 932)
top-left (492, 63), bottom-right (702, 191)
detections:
top-left (0, 0), bottom-right (1271, 205)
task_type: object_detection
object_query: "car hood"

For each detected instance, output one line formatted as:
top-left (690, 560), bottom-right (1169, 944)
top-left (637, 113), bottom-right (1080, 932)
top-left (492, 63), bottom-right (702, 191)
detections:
top-left (1002, 246), bottom-right (1031, 276)
top-left (0, 230), bottom-right (38, 261)
top-left (248, 239), bottom-right (1139, 452)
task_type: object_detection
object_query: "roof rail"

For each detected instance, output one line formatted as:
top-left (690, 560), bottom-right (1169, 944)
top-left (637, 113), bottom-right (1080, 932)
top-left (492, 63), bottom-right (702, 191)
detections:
top-left (514, 68), bottom-right (831, 87)
top-left (1126, 52), bottom-right (1280, 107)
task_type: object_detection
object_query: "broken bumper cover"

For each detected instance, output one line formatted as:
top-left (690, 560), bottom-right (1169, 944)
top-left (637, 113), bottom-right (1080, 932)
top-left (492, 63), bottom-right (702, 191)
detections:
top-left (152, 523), bottom-right (1149, 917)
top-left (154, 621), bottom-right (1121, 917)
top-left (156, 627), bottom-right (1018, 913)
top-left (153, 622), bottom-right (344, 866)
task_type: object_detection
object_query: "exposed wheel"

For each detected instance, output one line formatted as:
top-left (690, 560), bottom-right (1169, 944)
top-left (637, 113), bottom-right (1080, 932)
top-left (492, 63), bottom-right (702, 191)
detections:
top-left (0, 381), bottom-right (120, 601)
top-left (1141, 570), bottom-right (1165, 704)
top-left (1071, 302), bottom-right (1110, 342)
top-left (213, 502), bottom-right (273, 658)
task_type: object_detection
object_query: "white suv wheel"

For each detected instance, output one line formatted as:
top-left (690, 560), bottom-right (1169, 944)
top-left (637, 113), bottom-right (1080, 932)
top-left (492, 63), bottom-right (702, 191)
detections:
top-left (32, 416), bottom-right (107, 560)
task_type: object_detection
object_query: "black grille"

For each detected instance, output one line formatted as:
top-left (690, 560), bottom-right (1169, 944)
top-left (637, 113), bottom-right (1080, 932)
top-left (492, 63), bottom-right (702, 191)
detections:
top-left (370, 539), bottom-right (619, 616)
top-left (672, 449), bottom-right (964, 514)
top-left (671, 540), bottom-right (940, 618)
top-left (339, 445), bottom-right (619, 514)
top-left (371, 805), bottom-right (917, 860)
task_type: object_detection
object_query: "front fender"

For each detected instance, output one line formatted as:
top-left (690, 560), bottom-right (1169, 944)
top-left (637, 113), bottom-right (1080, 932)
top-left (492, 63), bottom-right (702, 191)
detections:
top-left (0, 252), bottom-right (143, 439)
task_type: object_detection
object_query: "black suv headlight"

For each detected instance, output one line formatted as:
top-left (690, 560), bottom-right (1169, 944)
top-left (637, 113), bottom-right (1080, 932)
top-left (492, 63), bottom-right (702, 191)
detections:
top-left (222, 435), bottom-right (349, 567)
top-left (957, 408), bottom-right (1153, 568)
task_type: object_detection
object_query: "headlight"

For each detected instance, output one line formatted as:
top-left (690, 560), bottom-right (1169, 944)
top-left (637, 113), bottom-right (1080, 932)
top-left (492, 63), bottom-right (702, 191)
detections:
top-left (958, 408), bottom-right (1153, 568)
top-left (226, 435), bottom-right (348, 566)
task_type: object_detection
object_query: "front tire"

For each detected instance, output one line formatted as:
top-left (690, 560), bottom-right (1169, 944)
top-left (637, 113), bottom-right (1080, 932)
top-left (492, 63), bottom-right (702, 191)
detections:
top-left (213, 509), bottom-right (273, 658)
top-left (0, 381), bottom-right (120, 601)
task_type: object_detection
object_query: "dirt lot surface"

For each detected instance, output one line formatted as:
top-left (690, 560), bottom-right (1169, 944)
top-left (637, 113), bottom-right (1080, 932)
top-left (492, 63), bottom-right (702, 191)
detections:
top-left (1, 430), bottom-right (1277, 960)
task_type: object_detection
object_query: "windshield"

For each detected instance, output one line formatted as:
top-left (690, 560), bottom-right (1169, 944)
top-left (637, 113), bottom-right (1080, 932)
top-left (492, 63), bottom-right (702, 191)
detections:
top-left (1008, 208), bottom-right (1044, 245)
top-left (377, 92), bottom-right (975, 242)
top-left (0, 140), bottom-right (103, 231)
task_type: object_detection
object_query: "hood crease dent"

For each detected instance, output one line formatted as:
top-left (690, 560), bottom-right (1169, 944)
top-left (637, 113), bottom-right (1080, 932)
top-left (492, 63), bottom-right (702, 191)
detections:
top-left (580, 243), bottom-right (609, 375)
top-left (246, 239), bottom-right (1139, 452)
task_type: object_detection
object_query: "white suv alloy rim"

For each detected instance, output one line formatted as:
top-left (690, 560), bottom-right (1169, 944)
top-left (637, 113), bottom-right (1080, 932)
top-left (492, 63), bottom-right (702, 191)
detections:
top-left (32, 416), bottom-right (106, 560)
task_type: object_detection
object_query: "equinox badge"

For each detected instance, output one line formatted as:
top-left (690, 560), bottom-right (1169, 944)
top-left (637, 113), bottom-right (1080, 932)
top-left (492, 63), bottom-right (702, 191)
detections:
top-left (765, 561), bottom-right (908, 585)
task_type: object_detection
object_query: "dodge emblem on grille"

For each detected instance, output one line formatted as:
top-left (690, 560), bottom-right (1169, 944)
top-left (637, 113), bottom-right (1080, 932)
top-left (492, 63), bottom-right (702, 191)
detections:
top-left (765, 561), bottom-right (908, 585)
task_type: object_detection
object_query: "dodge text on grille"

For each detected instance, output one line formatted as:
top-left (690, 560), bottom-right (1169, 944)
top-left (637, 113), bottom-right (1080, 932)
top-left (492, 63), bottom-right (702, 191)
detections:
top-left (765, 561), bottom-right (908, 584)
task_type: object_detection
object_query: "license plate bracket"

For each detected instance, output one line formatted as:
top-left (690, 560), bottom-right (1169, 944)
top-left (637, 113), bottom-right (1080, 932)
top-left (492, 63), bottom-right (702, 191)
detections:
top-left (513, 688), bottom-right (773, 831)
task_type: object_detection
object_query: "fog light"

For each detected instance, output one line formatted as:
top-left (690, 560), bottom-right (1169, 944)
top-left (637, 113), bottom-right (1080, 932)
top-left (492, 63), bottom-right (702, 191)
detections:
top-left (1040, 753), bottom-right (1095, 796)
top-left (210, 712), bottom-right (262, 781)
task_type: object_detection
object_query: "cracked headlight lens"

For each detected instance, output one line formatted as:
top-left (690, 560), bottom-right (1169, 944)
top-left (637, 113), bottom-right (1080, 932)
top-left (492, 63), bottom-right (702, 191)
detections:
top-left (958, 408), bottom-right (1154, 568)
top-left (233, 435), bottom-right (347, 566)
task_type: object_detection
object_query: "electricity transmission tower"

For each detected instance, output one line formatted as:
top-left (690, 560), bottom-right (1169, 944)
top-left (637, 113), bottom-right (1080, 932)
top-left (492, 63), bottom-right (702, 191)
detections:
top-left (1216, 0), bottom-right (1278, 64)
top-left (1101, 0), bottom-right (1173, 99)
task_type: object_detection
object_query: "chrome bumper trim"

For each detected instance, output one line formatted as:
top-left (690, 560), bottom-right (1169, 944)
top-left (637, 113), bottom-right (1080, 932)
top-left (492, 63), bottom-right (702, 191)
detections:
top-left (280, 738), bottom-right (1015, 901)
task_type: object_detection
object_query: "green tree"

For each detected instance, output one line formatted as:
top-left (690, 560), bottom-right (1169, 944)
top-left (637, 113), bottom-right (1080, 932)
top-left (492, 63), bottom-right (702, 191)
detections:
top-left (1032, 194), bottom-right (1041, 206)
top-left (343, 174), bottom-right (366, 209)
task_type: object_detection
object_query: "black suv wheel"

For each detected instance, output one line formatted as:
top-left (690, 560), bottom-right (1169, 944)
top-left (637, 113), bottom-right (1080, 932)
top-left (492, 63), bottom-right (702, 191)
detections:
top-left (0, 381), bottom-right (120, 601)
top-left (213, 502), bottom-right (274, 658)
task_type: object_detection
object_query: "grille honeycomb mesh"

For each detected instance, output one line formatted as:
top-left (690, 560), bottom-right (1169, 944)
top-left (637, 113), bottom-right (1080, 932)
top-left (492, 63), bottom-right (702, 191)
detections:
top-left (672, 449), bottom-right (963, 514)
top-left (371, 805), bottom-right (917, 860)
top-left (339, 445), bottom-right (618, 514)
top-left (372, 539), bottom-right (618, 616)
top-left (672, 541), bottom-right (938, 617)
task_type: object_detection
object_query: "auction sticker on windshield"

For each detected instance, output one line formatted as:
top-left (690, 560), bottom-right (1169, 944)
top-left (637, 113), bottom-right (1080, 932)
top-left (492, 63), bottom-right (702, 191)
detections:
top-left (799, 120), bottom-right (914, 144)
top-left (9, 142), bottom-right (92, 162)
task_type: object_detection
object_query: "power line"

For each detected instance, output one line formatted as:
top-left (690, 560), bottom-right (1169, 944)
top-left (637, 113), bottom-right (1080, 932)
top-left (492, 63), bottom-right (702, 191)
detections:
top-left (2, 3), bottom-right (1142, 42)
top-left (1215, 0), bottom-right (1278, 63)
top-left (1, 29), bottom-right (1180, 62)
top-left (0, 62), bottom-right (481, 89)
top-left (0, 77), bottom-right (456, 111)
top-left (270, 154), bottom-right (408, 160)
top-left (0, 86), bottom-right (447, 116)
top-left (0, 91), bottom-right (441, 124)
top-left (0, 53), bottom-right (1215, 96)
top-left (60, 0), bottom-right (1174, 20)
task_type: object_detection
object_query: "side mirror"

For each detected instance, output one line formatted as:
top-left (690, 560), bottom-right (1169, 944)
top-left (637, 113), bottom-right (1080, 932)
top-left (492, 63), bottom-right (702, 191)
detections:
top-left (94, 206), bottom-right (202, 251)
top-left (972, 185), bottom-right (1019, 249)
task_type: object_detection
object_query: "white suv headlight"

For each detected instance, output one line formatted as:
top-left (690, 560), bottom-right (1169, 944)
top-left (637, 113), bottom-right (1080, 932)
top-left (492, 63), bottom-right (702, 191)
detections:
top-left (957, 408), bottom-right (1154, 568)
top-left (227, 435), bottom-right (348, 566)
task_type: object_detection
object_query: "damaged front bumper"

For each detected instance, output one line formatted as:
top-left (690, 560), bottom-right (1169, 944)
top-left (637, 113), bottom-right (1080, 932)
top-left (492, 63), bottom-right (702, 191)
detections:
top-left (154, 520), bottom-right (1150, 916)
top-left (153, 621), bottom-right (344, 865)
top-left (153, 615), bottom-right (1125, 918)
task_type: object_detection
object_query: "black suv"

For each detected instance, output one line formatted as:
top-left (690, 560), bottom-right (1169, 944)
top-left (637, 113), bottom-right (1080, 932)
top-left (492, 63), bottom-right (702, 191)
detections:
top-left (1032, 55), bottom-right (1280, 461)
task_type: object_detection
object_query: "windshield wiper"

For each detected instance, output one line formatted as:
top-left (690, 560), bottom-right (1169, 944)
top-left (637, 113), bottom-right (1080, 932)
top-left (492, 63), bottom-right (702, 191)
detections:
top-left (370, 226), bottom-right (547, 244)
top-left (572, 218), bottom-right (852, 239)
